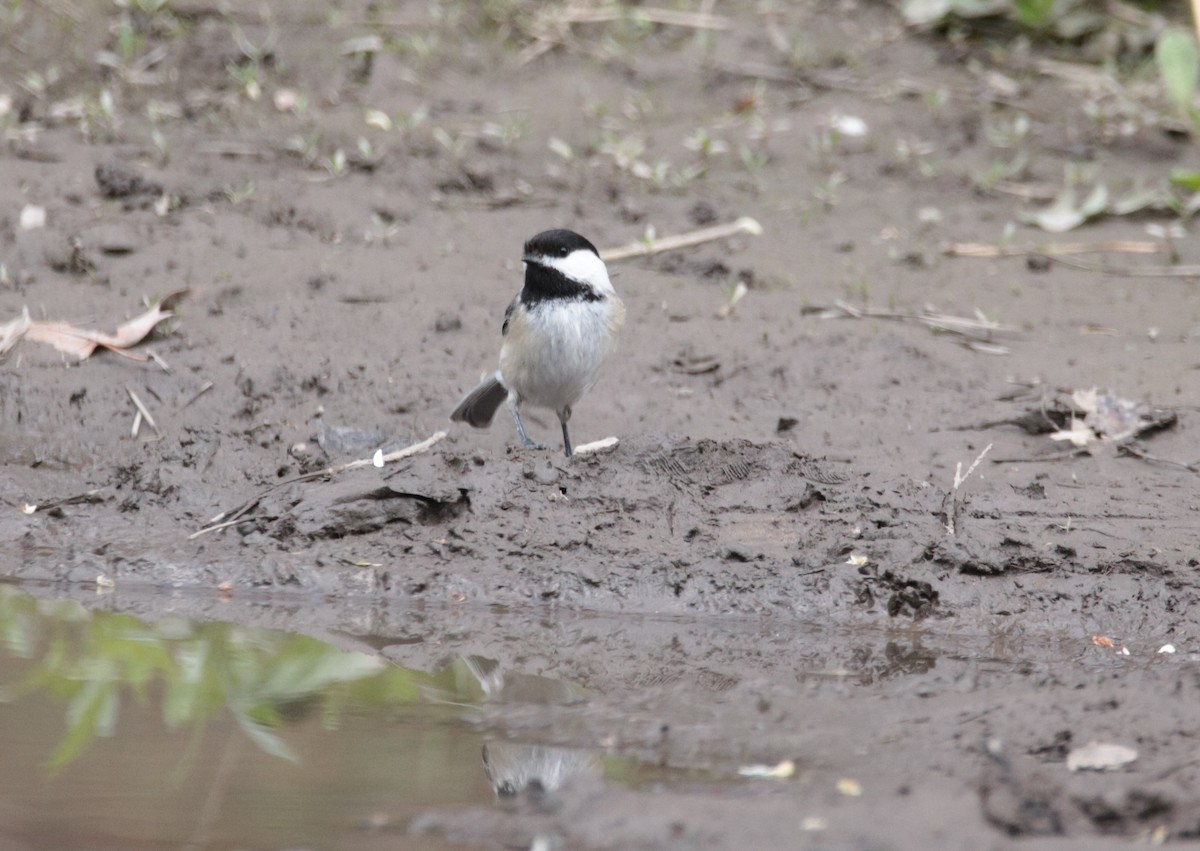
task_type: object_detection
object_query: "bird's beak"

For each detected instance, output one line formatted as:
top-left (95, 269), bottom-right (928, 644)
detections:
top-left (521, 253), bottom-right (538, 265)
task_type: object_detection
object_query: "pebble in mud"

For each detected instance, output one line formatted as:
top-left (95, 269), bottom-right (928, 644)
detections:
top-left (94, 161), bottom-right (163, 199)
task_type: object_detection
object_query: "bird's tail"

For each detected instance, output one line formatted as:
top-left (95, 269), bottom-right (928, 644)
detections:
top-left (450, 374), bottom-right (508, 428)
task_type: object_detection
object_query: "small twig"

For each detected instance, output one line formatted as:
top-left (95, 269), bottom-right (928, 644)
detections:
top-left (600, 218), bottom-right (762, 262)
top-left (23, 489), bottom-right (105, 514)
top-left (983, 181), bottom-right (1059, 202)
top-left (181, 380), bottom-right (214, 410)
top-left (807, 300), bottom-right (1019, 345)
top-left (131, 409), bottom-right (143, 438)
top-left (188, 515), bottom-right (272, 537)
top-left (126, 385), bottom-right (160, 435)
top-left (521, 4), bottom-right (732, 63)
top-left (991, 448), bottom-right (1088, 464)
top-left (1046, 256), bottom-right (1200, 279)
top-left (1117, 443), bottom-right (1200, 474)
top-left (145, 348), bottom-right (171, 372)
top-left (944, 240), bottom-right (1160, 259)
top-left (562, 6), bottom-right (730, 29)
top-left (199, 142), bottom-right (275, 159)
top-left (954, 444), bottom-right (993, 490)
top-left (189, 430), bottom-right (447, 539)
top-left (1034, 58), bottom-right (1123, 95)
top-left (945, 443), bottom-right (992, 536)
top-left (353, 429), bottom-right (447, 472)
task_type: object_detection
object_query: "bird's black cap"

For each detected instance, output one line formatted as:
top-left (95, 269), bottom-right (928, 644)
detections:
top-left (523, 229), bottom-right (599, 261)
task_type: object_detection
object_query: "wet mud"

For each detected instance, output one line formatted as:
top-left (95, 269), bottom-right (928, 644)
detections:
top-left (4, 2), bottom-right (1200, 848)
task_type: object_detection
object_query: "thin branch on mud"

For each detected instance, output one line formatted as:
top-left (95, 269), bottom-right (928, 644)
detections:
top-left (521, 5), bottom-right (732, 64)
top-left (1044, 256), bottom-right (1200, 279)
top-left (944, 239), bottom-right (1200, 278)
top-left (1117, 444), bottom-right (1200, 475)
top-left (804, 300), bottom-right (1019, 351)
top-left (982, 181), bottom-right (1059, 202)
top-left (21, 489), bottom-right (106, 515)
top-left (145, 348), bottom-right (171, 372)
top-left (1034, 58), bottom-right (1124, 95)
top-left (188, 514), bottom-right (276, 538)
top-left (199, 142), bottom-right (275, 160)
top-left (600, 217), bottom-right (763, 263)
top-left (181, 380), bottom-right (214, 409)
top-left (990, 448), bottom-right (1088, 464)
top-left (189, 430), bottom-right (447, 540)
top-left (126, 385), bottom-right (160, 437)
top-left (943, 240), bottom-right (1160, 258)
top-left (943, 443), bottom-right (992, 536)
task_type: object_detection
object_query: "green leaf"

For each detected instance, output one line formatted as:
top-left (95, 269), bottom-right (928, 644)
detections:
top-left (231, 707), bottom-right (298, 762)
top-left (1021, 184), bottom-right (1109, 233)
top-left (1156, 29), bottom-right (1200, 111)
top-left (48, 679), bottom-right (118, 772)
top-left (1078, 183), bottom-right (1109, 217)
top-left (1170, 170), bottom-right (1200, 191)
top-left (1013, 0), bottom-right (1055, 28)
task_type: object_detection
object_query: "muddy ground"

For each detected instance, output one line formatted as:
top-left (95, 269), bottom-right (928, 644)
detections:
top-left (4, 1), bottom-right (1200, 848)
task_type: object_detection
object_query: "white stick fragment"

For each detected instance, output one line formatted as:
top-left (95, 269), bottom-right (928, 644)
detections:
top-left (573, 436), bottom-right (619, 456)
top-left (131, 409), bottom-right (143, 438)
top-left (126, 386), bottom-right (160, 435)
top-left (953, 443), bottom-right (993, 491)
top-left (1066, 741), bottom-right (1138, 772)
top-left (946, 443), bottom-right (993, 536)
top-left (187, 516), bottom-right (258, 539)
top-left (600, 217), bottom-right (763, 262)
top-left (353, 430), bottom-right (447, 471)
top-left (737, 759), bottom-right (796, 779)
top-left (146, 348), bottom-right (171, 372)
top-left (188, 430), bottom-right (449, 541)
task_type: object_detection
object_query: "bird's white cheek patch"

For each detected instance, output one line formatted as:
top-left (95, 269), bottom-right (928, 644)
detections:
top-left (543, 250), bottom-right (613, 293)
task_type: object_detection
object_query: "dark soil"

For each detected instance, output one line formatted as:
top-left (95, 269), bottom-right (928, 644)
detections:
top-left (4, 2), bottom-right (1200, 848)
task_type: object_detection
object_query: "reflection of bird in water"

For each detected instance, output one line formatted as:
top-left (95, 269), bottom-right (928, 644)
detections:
top-left (461, 654), bottom-right (582, 704)
top-left (482, 742), bottom-right (601, 811)
top-left (460, 656), bottom-right (601, 809)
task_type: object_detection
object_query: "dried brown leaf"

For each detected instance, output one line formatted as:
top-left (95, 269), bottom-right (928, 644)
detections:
top-left (14, 290), bottom-right (188, 361)
top-left (24, 321), bottom-right (103, 359)
top-left (0, 308), bottom-right (32, 355)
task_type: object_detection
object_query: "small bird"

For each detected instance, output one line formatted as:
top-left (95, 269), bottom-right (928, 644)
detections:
top-left (451, 229), bottom-right (625, 458)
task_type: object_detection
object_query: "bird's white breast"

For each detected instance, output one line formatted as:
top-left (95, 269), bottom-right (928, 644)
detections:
top-left (499, 295), bottom-right (624, 412)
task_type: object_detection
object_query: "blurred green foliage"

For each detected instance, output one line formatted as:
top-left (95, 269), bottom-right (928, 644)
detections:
top-left (0, 587), bottom-right (483, 773)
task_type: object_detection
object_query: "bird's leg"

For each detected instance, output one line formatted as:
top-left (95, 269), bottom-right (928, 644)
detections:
top-left (559, 406), bottom-right (573, 458)
top-left (511, 405), bottom-right (548, 451)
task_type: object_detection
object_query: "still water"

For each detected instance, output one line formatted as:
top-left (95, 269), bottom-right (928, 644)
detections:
top-left (0, 586), bottom-right (605, 850)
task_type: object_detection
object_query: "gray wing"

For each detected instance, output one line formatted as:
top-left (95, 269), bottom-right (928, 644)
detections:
top-left (501, 295), bottom-right (520, 336)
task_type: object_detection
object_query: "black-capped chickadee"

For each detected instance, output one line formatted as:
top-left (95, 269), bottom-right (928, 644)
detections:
top-left (450, 229), bottom-right (625, 458)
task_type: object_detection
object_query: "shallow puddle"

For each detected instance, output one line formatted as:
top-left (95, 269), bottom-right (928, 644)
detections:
top-left (0, 586), bottom-right (675, 851)
top-left (1, 582), bottom-right (1162, 850)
